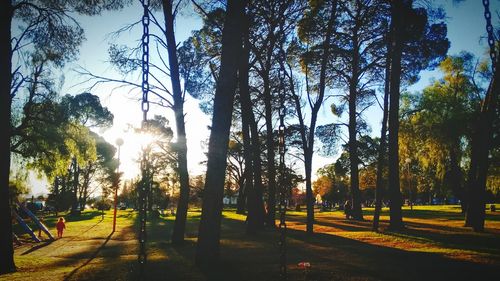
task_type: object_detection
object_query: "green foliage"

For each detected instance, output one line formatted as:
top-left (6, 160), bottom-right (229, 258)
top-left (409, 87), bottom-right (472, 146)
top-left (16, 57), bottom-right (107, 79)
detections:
top-left (401, 7), bottom-right (450, 83)
top-left (95, 199), bottom-right (112, 211)
top-left (177, 8), bottom-right (225, 114)
top-left (12, 90), bottom-right (113, 181)
top-left (9, 171), bottom-right (30, 204)
top-left (315, 123), bottom-right (340, 156)
top-left (400, 52), bottom-right (486, 200)
top-left (60, 93), bottom-right (114, 128)
top-left (314, 163), bottom-right (349, 203)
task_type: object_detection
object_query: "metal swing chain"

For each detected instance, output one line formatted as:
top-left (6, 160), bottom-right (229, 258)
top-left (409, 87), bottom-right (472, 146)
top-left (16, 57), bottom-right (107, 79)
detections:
top-left (277, 48), bottom-right (288, 280)
top-left (138, 153), bottom-right (151, 274)
top-left (141, 0), bottom-right (150, 123)
top-left (138, 0), bottom-right (150, 277)
top-left (483, 0), bottom-right (497, 73)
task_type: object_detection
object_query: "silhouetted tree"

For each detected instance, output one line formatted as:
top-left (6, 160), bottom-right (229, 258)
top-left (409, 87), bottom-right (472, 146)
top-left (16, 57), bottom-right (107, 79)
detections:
top-left (196, 0), bottom-right (245, 267)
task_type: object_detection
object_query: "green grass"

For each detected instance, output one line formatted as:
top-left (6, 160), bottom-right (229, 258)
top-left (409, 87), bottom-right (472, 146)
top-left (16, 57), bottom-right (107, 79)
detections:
top-left (2, 205), bottom-right (499, 281)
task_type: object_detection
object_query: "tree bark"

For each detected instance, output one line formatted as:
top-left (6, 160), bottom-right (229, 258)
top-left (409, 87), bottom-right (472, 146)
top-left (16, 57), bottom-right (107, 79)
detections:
top-left (248, 107), bottom-right (266, 232)
top-left (236, 172), bottom-right (247, 214)
top-left (263, 76), bottom-right (277, 227)
top-left (162, 0), bottom-right (191, 244)
top-left (195, 0), bottom-right (244, 267)
top-left (387, 0), bottom-right (408, 230)
top-left (373, 43), bottom-right (390, 232)
top-left (448, 145), bottom-right (465, 213)
top-left (238, 17), bottom-right (264, 226)
top-left (71, 158), bottom-right (80, 214)
top-left (347, 8), bottom-right (364, 221)
top-left (0, 0), bottom-right (15, 274)
top-left (348, 70), bottom-right (363, 221)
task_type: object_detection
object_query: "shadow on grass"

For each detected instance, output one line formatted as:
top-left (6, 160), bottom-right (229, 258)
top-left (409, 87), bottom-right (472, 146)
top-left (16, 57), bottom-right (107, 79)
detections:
top-left (361, 207), bottom-right (500, 222)
top-left (20, 240), bottom-right (53, 255)
top-left (63, 232), bottom-right (113, 281)
top-left (15, 209), bottom-right (498, 281)
top-left (291, 212), bottom-right (500, 257)
top-left (66, 211), bottom-right (106, 222)
top-left (283, 227), bottom-right (498, 281)
top-left (140, 214), bottom-right (500, 281)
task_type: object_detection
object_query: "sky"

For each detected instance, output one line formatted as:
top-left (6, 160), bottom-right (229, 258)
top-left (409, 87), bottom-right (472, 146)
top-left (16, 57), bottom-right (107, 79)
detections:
top-left (25, 0), bottom-right (499, 196)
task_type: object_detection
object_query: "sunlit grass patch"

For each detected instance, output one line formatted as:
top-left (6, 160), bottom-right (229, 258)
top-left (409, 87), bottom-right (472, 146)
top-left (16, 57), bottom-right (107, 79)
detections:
top-left (3, 206), bottom-right (500, 281)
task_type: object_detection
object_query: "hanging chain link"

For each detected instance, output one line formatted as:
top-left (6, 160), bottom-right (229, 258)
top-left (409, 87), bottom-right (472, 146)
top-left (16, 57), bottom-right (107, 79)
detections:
top-left (138, 0), bottom-right (150, 278)
top-left (277, 48), bottom-right (288, 281)
top-left (483, 0), bottom-right (497, 74)
top-left (138, 153), bottom-right (151, 278)
top-left (141, 0), bottom-right (150, 124)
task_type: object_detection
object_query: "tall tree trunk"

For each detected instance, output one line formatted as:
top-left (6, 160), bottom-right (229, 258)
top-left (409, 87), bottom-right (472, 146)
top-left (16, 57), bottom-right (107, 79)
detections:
top-left (449, 146), bottom-right (465, 213)
top-left (162, 0), bottom-right (191, 244)
top-left (237, 20), bottom-right (253, 217)
top-left (373, 46), bottom-right (391, 232)
top-left (0, 1), bottom-right (15, 275)
top-left (387, 0), bottom-right (409, 230)
top-left (54, 177), bottom-right (60, 217)
top-left (71, 158), bottom-right (80, 214)
top-left (465, 56), bottom-right (499, 232)
top-left (263, 75), bottom-right (277, 227)
top-left (195, 0), bottom-right (244, 267)
top-left (236, 173), bottom-right (247, 214)
top-left (348, 16), bottom-right (364, 220)
top-left (303, 0), bottom-right (338, 234)
top-left (348, 83), bottom-right (363, 220)
top-left (261, 19), bottom-right (280, 227)
top-left (248, 110), bottom-right (266, 231)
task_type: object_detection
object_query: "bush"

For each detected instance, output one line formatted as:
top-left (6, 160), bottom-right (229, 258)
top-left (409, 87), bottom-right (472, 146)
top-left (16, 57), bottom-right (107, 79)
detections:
top-left (95, 200), bottom-right (112, 211)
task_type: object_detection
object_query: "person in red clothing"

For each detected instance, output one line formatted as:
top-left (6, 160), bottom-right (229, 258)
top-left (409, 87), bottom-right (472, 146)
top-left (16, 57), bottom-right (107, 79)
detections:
top-left (56, 217), bottom-right (66, 238)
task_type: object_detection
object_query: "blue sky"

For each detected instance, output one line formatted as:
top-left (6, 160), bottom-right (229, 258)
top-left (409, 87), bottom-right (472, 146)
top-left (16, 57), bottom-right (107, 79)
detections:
top-left (24, 0), bottom-right (499, 196)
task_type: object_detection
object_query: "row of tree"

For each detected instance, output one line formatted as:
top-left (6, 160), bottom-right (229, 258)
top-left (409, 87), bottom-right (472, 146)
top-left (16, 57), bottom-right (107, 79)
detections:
top-left (191, 0), bottom-right (498, 266)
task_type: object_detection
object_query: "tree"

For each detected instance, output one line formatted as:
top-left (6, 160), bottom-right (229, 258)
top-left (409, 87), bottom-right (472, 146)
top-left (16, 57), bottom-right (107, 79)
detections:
top-left (328, 0), bottom-right (388, 221)
top-left (1, 1), bottom-right (127, 273)
top-left (387, 0), bottom-right (411, 230)
top-left (373, 2), bottom-right (448, 231)
top-left (135, 115), bottom-right (175, 213)
top-left (80, 132), bottom-right (118, 209)
top-left (246, 0), bottom-right (306, 227)
top-left (60, 93), bottom-right (113, 214)
top-left (238, 7), bottom-right (266, 232)
top-left (465, 54), bottom-right (499, 231)
top-left (292, 0), bottom-right (339, 233)
top-left (372, 43), bottom-right (390, 231)
top-left (402, 54), bottom-right (479, 211)
top-left (196, 0), bottom-right (245, 267)
top-left (79, 0), bottom-right (193, 243)
top-left (316, 163), bottom-right (349, 207)
top-left (159, 0), bottom-right (192, 245)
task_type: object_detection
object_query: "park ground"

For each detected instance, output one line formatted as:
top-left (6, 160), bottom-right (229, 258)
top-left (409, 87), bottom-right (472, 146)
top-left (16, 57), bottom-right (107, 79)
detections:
top-left (1, 205), bottom-right (499, 281)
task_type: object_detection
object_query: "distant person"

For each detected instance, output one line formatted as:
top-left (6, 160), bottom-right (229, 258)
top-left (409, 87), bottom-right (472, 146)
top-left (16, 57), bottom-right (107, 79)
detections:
top-left (38, 217), bottom-right (44, 238)
top-left (56, 217), bottom-right (66, 238)
top-left (344, 200), bottom-right (353, 219)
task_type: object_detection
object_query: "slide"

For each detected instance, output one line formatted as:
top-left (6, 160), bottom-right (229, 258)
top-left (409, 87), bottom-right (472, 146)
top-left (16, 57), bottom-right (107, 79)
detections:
top-left (13, 210), bottom-right (40, 243)
top-left (17, 202), bottom-right (55, 240)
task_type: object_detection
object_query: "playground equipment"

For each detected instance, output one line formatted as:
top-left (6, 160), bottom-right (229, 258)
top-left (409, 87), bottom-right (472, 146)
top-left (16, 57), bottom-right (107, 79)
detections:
top-left (13, 201), bottom-right (55, 242)
top-left (13, 209), bottom-right (40, 243)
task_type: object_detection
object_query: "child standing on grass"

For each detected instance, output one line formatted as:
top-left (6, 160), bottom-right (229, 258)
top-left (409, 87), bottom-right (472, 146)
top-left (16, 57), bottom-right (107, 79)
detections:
top-left (56, 217), bottom-right (66, 238)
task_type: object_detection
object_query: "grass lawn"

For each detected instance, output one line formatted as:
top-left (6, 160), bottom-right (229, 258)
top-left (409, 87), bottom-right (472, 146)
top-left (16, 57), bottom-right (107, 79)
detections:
top-left (2, 205), bottom-right (499, 281)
